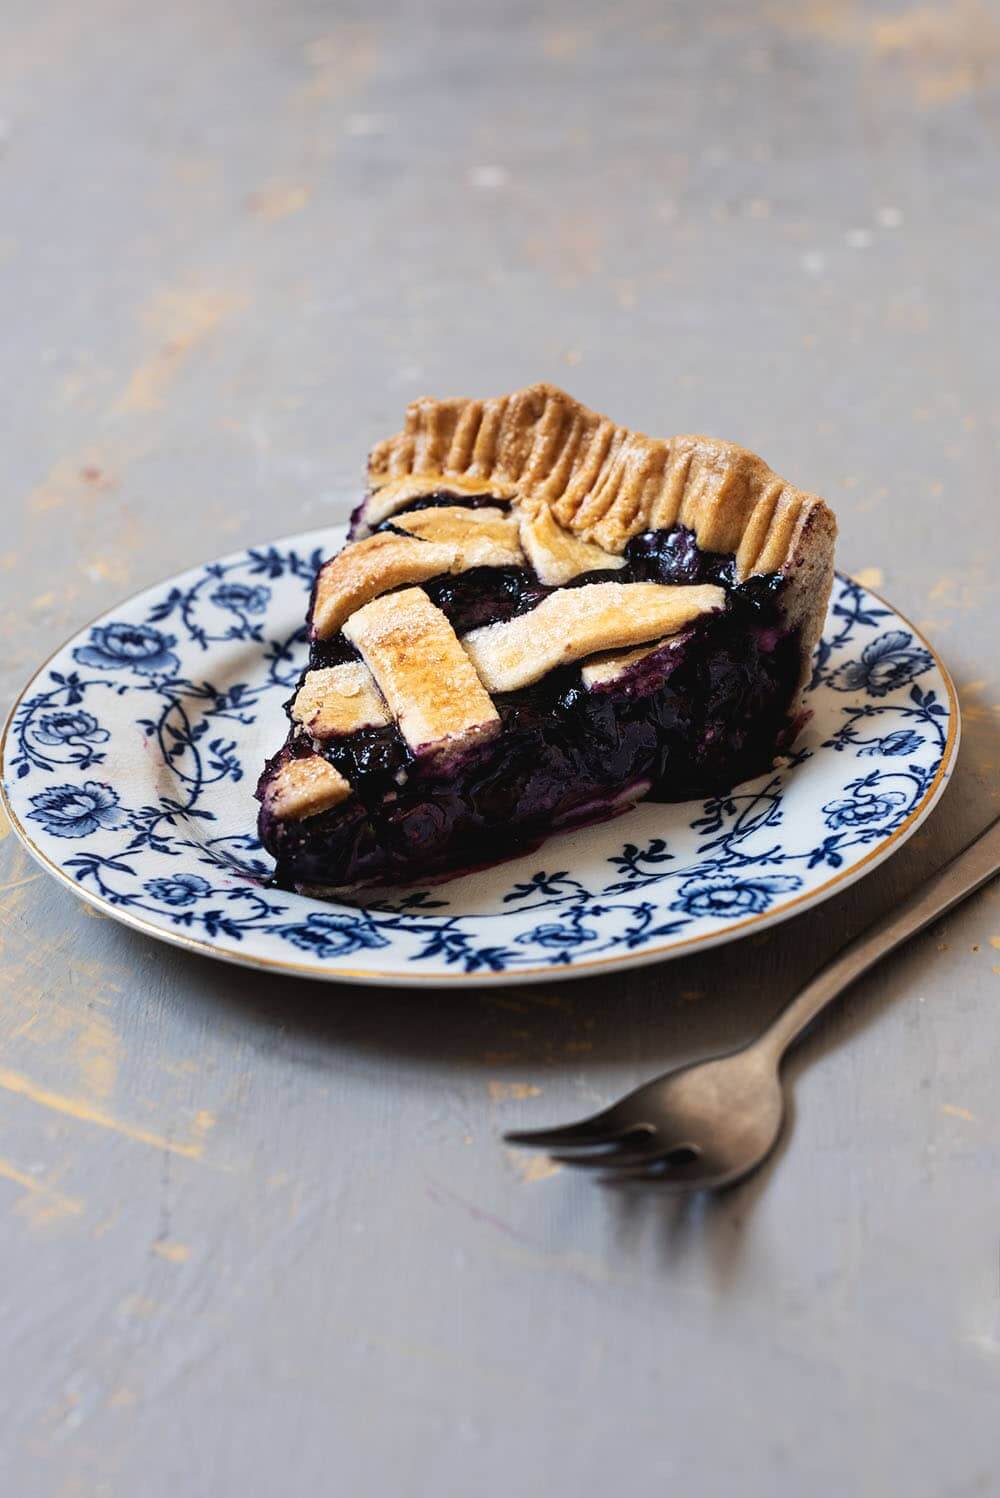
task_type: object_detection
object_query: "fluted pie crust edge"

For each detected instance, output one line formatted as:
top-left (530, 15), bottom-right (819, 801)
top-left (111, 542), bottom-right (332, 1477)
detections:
top-left (362, 382), bottom-right (837, 694)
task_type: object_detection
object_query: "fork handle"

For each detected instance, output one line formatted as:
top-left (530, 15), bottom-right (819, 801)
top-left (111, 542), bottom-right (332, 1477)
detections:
top-left (759, 813), bottom-right (1000, 1061)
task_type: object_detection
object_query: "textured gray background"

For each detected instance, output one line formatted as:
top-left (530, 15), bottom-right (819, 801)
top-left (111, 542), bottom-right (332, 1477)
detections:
top-left (1, 2), bottom-right (999, 1494)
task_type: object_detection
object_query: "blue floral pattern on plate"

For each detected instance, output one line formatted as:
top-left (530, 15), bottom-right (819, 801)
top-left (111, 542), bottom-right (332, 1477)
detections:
top-left (0, 525), bottom-right (959, 985)
top-left (74, 622), bottom-right (182, 678)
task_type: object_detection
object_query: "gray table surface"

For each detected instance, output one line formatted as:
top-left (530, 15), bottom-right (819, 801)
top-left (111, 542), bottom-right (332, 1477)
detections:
top-left (2, 2), bottom-right (999, 1494)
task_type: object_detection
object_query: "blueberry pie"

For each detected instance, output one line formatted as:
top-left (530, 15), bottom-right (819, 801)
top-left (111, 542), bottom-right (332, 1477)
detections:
top-left (257, 385), bottom-right (836, 890)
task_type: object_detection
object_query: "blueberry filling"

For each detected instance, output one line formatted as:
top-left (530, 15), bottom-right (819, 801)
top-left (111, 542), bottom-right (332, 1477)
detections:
top-left (383, 492), bottom-right (512, 517)
top-left (258, 523), bottom-right (803, 888)
top-left (625, 526), bottom-right (734, 586)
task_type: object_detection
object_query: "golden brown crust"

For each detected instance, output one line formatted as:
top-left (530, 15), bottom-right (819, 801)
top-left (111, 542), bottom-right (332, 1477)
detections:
top-left (311, 510), bottom-right (525, 640)
top-left (365, 383), bottom-right (837, 701)
top-left (343, 587), bottom-right (501, 758)
top-left (264, 755), bottom-right (353, 821)
top-left (518, 506), bottom-right (626, 585)
top-left (312, 532), bottom-right (458, 640)
top-left (366, 383), bottom-right (833, 567)
top-left (462, 581), bottom-right (725, 694)
top-left (290, 664), bottom-right (390, 739)
top-left (393, 505), bottom-right (523, 567)
top-left (360, 472), bottom-right (518, 532)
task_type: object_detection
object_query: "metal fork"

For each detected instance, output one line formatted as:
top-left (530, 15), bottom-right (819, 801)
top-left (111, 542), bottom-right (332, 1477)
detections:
top-left (505, 814), bottom-right (1000, 1190)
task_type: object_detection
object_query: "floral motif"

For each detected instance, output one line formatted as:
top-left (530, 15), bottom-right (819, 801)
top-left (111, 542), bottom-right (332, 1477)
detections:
top-left (822, 778), bottom-right (908, 829)
top-left (517, 921), bottom-right (598, 949)
top-left (2, 554), bottom-right (954, 977)
top-left (27, 781), bottom-right (128, 839)
top-left (858, 728), bottom-right (924, 759)
top-left (828, 629), bottom-right (932, 698)
top-left (210, 582), bottom-right (270, 615)
top-left (74, 622), bottom-right (180, 678)
top-left (34, 710), bottom-right (109, 747)
top-left (277, 911), bottom-right (391, 959)
top-left (144, 873), bottom-right (213, 907)
top-left (669, 873), bottom-right (801, 918)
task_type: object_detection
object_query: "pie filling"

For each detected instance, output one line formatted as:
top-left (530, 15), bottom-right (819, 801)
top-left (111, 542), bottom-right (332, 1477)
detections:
top-left (257, 498), bottom-right (804, 891)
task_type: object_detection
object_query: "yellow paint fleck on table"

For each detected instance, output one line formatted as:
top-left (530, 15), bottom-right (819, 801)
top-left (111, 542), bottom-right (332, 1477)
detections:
top-left (152, 1240), bottom-right (191, 1264)
top-left (81, 554), bottom-right (132, 586)
top-left (853, 566), bottom-right (884, 588)
top-left (0, 868), bottom-right (40, 905)
top-left (72, 1007), bottom-right (122, 1102)
top-left (0, 1156), bottom-right (84, 1228)
top-left (542, 25), bottom-right (593, 59)
top-left (78, 901), bottom-right (112, 921)
top-left (92, 1208), bottom-right (121, 1240)
top-left (929, 574), bottom-right (982, 611)
top-left (108, 1387), bottom-right (139, 1409)
top-left (118, 1294), bottom-right (157, 1321)
top-left (115, 285), bottom-right (247, 413)
top-left (506, 1151), bottom-right (563, 1183)
top-left (488, 1081), bottom-right (542, 1101)
top-left (768, 1), bottom-right (1000, 109)
top-left (297, 25), bottom-right (380, 107)
top-left (0, 1068), bottom-right (208, 1158)
top-left (941, 1104), bottom-right (975, 1123)
top-left (247, 183), bottom-right (312, 221)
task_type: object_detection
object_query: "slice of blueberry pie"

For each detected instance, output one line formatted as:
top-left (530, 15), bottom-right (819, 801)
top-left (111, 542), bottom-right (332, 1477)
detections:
top-left (257, 385), bottom-right (836, 891)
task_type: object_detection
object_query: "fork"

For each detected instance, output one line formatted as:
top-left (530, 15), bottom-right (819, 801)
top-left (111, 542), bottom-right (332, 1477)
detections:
top-left (505, 814), bottom-right (1000, 1190)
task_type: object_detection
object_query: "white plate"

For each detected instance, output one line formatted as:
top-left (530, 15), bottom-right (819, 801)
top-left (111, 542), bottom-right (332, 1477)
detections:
top-left (1, 526), bottom-right (959, 986)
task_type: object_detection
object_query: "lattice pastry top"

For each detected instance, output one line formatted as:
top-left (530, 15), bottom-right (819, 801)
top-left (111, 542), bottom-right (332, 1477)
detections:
top-left (262, 386), bottom-right (836, 824)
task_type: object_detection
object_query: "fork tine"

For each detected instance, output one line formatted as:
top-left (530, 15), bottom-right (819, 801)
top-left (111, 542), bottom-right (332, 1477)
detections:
top-left (598, 1155), bottom-right (710, 1190)
top-left (550, 1142), bottom-right (678, 1171)
top-left (503, 1107), bottom-right (640, 1152)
